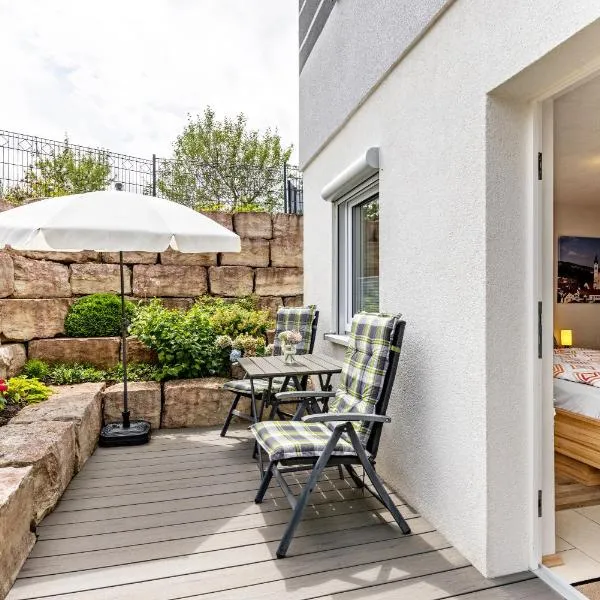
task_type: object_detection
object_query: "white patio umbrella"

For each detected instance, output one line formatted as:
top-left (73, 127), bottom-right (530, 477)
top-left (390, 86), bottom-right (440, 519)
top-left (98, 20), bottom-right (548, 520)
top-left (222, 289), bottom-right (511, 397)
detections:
top-left (0, 188), bottom-right (240, 446)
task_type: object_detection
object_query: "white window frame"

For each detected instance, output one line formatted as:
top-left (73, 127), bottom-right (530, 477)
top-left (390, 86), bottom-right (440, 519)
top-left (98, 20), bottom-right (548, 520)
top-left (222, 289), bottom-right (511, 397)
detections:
top-left (334, 174), bottom-right (379, 334)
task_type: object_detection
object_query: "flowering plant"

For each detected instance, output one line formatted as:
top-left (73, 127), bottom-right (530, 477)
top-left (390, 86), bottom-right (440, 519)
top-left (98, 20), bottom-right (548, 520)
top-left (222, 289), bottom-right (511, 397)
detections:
top-left (215, 335), bottom-right (233, 349)
top-left (278, 330), bottom-right (302, 345)
top-left (265, 343), bottom-right (275, 356)
top-left (0, 379), bottom-right (8, 411)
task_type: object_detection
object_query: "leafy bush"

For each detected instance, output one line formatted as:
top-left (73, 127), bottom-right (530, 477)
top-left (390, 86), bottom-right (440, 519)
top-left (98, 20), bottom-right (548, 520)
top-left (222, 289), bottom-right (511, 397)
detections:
top-left (45, 363), bottom-right (106, 385)
top-left (105, 362), bottom-right (163, 382)
top-left (196, 296), bottom-right (273, 338)
top-left (21, 360), bottom-right (163, 385)
top-left (130, 300), bottom-right (225, 379)
top-left (64, 294), bottom-right (136, 338)
top-left (22, 359), bottom-right (51, 380)
top-left (5, 377), bottom-right (53, 405)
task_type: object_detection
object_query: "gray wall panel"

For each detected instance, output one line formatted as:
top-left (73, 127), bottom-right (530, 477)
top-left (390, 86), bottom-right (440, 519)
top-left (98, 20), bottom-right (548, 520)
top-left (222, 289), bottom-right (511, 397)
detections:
top-left (299, 0), bottom-right (452, 166)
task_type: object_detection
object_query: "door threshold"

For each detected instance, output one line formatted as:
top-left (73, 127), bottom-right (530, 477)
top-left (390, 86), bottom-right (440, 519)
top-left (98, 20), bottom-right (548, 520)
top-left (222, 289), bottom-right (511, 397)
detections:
top-left (535, 564), bottom-right (589, 599)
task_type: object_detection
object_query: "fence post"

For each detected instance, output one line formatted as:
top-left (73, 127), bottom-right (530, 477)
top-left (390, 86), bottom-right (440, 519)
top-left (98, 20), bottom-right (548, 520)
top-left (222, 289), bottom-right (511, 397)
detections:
top-left (152, 154), bottom-right (157, 197)
top-left (283, 162), bottom-right (288, 213)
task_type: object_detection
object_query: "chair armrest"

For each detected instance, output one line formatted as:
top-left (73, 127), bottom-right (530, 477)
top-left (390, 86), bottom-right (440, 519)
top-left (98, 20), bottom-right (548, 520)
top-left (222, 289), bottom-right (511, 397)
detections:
top-left (275, 390), bottom-right (337, 401)
top-left (302, 413), bottom-right (391, 424)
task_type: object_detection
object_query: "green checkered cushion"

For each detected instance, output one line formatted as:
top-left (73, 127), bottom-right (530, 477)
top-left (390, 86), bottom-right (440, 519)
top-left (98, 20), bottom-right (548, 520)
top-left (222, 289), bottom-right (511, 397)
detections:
top-left (251, 420), bottom-right (357, 461)
top-left (273, 306), bottom-right (317, 355)
top-left (222, 377), bottom-right (296, 395)
top-left (327, 313), bottom-right (400, 446)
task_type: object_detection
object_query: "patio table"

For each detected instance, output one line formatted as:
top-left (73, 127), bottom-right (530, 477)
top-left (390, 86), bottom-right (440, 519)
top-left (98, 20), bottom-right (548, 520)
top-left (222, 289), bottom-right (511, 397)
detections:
top-left (236, 353), bottom-right (344, 423)
top-left (236, 353), bottom-right (343, 471)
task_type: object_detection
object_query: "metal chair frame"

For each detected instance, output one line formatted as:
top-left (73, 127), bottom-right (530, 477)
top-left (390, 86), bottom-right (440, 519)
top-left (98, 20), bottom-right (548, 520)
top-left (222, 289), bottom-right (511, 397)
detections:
top-left (254, 319), bottom-right (410, 558)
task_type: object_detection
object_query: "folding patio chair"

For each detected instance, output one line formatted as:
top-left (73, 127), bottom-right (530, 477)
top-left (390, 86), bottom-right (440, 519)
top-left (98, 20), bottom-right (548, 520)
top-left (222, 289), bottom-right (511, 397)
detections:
top-left (251, 312), bottom-right (410, 558)
top-left (220, 306), bottom-right (319, 437)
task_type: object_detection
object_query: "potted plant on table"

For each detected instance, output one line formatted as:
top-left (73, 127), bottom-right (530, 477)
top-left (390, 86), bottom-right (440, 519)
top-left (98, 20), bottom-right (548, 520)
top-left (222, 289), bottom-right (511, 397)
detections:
top-left (278, 330), bottom-right (303, 365)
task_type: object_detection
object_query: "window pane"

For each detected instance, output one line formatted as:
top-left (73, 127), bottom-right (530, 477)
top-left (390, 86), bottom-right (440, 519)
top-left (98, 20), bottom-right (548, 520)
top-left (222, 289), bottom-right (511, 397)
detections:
top-left (352, 197), bottom-right (379, 314)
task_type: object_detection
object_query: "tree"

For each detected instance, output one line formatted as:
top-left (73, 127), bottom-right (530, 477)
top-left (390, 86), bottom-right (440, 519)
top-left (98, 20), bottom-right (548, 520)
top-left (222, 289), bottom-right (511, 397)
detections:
top-left (3, 139), bottom-right (112, 205)
top-left (156, 107), bottom-right (293, 212)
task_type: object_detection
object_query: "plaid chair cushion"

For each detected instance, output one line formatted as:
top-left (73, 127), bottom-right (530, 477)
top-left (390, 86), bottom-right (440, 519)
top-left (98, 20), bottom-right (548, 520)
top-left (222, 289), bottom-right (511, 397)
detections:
top-left (328, 313), bottom-right (400, 446)
top-left (251, 420), bottom-right (357, 461)
top-left (273, 306), bottom-right (317, 356)
top-left (223, 377), bottom-right (296, 395)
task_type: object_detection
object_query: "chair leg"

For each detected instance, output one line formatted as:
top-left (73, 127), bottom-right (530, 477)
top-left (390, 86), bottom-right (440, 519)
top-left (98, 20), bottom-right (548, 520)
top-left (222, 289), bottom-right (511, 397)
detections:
top-left (345, 426), bottom-right (411, 535)
top-left (220, 393), bottom-right (242, 437)
top-left (255, 460), bottom-right (277, 504)
top-left (276, 427), bottom-right (343, 559)
top-left (345, 464), bottom-right (365, 488)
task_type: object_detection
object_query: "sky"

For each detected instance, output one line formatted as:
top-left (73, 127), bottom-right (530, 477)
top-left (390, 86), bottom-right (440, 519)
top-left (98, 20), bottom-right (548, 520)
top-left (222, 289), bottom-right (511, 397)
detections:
top-left (0, 0), bottom-right (299, 161)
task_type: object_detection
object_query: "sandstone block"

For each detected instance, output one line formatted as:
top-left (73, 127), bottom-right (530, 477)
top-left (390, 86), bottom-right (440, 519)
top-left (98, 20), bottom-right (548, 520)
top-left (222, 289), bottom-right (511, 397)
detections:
top-left (70, 263), bottom-right (131, 295)
top-left (0, 421), bottom-right (76, 522)
top-left (208, 266), bottom-right (254, 297)
top-left (0, 199), bottom-right (14, 212)
top-left (12, 383), bottom-right (105, 470)
top-left (200, 211), bottom-right (234, 231)
top-left (28, 337), bottom-right (121, 369)
top-left (0, 252), bottom-right (14, 298)
top-left (220, 238), bottom-right (269, 267)
top-left (254, 268), bottom-right (303, 297)
top-left (133, 265), bottom-right (207, 298)
top-left (12, 256), bottom-right (71, 298)
top-left (283, 295), bottom-right (304, 307)
top-left (162, 378), bottom-right (248, 428)
top-left (102, 382), bottom-right (162, 430)
top-left (233, 212), bottom-right (272, 239)
top-left (270, 237), bottom-right (302, 268)
top-left (10, 249), bottom-right (100, 263)
top-left (124, 337), bottom-right (158, 364)
top-left (272, 214), bottom-right (303, 239)
top-left (160, 248), bottom-right (217, 266)
top-left (101, 251), bottom-right (158, 264)
top-left (257, 296), bottom-right (283, 319)
top-left (0, 343), bottom-right (26, 379)
top-left (0, 298), bottom-right (72, 341)
top-left (0, 466), bottom-right (35, 599)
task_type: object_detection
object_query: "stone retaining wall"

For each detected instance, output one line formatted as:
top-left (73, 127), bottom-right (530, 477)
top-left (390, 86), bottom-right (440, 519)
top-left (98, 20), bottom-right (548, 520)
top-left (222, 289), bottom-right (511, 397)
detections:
top-left (0, 212), bottom-right (303, 367)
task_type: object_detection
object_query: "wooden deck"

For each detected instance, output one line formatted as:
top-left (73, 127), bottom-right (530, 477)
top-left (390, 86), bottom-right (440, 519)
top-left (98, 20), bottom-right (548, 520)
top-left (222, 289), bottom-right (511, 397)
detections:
top-left (9, 427), bottom-right (561, 600)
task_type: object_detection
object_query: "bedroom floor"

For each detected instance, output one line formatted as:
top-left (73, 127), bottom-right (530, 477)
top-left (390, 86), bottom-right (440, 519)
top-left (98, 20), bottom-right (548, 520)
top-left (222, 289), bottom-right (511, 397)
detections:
top-left (553, 506), bottom-right (600, 584)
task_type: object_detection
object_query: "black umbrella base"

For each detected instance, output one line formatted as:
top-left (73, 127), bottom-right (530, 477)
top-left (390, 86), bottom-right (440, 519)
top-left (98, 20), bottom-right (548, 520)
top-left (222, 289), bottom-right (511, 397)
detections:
top-left (99, 421), bottom-right (151, 447)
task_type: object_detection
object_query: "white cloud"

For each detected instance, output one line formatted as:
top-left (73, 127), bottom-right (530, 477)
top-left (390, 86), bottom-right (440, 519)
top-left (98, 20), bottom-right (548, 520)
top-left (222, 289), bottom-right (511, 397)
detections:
top-left (0, 0), bottom-right (299, 161)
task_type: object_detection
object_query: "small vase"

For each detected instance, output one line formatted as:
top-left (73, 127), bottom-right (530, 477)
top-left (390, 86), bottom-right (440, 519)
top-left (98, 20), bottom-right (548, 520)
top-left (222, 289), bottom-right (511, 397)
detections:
top-left (283, 343), bottom-right (297, 365)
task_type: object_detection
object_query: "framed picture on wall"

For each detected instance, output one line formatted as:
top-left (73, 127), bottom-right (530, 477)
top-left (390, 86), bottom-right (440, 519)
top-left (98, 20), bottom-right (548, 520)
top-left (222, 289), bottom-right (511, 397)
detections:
top-left (558, 236), bottom-right (600, 303)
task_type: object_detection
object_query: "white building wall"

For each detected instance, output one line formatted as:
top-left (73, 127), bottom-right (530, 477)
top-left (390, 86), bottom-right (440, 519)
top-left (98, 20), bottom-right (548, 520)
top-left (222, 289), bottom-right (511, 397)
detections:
top-left (302, 0), bottom-right (600, 577)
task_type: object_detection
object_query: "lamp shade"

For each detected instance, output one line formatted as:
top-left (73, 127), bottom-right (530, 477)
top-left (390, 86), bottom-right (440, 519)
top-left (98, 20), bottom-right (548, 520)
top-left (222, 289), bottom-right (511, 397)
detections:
top-left (560, 329), bottom-right (573, 347)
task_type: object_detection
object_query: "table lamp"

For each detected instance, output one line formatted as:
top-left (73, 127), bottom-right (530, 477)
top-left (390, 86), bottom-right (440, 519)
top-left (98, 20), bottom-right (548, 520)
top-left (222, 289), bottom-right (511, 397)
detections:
top-left (560, 329), bottom-right (573, 347)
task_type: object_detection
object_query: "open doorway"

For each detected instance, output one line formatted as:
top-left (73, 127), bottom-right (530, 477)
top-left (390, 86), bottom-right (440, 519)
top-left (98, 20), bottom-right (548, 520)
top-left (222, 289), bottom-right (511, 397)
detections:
top-left (544, 73), bottom-right (600, 596)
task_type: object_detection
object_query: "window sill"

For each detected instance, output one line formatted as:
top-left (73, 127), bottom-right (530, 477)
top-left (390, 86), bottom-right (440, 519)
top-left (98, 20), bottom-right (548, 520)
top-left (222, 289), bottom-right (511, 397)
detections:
top-left (324, 333), bottom-right (350, 347)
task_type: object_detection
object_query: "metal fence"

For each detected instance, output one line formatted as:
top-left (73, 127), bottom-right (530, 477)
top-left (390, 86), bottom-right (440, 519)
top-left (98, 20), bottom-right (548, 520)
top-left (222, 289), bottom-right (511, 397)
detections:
top-left (0, 129), bottom-right (303, 214)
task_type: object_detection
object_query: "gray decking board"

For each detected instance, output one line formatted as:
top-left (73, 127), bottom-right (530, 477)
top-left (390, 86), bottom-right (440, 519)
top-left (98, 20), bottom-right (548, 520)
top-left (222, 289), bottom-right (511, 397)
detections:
top-left (10, 428), bottom-right (559, 600)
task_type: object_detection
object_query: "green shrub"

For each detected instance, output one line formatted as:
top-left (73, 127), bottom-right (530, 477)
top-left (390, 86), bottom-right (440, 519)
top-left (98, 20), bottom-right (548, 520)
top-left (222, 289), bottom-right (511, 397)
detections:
top-left (64, 293), bottom-right (136, 338)
top-left (6, 377), bottom-right (53, 405)
top-left (22, 359), bottom-right (51, 380)
top-left (45, 363), bottom-right (106, 385)
top-left (196, 296), bottom-right (273, 338)
top-left (105, 362), bottom-right (163, 382)
top-left (130, 299), bottom-right (225, 379)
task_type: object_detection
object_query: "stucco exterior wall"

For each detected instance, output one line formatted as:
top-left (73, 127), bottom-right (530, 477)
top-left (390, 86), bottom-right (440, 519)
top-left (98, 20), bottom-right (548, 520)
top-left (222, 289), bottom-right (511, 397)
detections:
top-left (302, 0), bottom-right (600, 577)
top-left (299, 0), bottom-right (452, 166)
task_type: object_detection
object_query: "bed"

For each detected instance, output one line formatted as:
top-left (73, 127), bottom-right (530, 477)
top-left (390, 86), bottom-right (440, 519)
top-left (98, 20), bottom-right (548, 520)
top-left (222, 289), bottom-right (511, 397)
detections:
top-left (554, 348), bottom-right (600, 485)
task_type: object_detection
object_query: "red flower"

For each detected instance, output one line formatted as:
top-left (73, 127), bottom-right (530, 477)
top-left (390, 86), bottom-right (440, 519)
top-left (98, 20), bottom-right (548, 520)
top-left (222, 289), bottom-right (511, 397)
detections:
top-left (0, 379), bottom-right (8, 394)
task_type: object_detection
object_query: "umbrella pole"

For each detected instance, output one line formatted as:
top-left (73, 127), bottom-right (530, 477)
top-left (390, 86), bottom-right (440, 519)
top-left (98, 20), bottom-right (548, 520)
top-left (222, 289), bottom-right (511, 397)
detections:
top-left (120, 251), bottom-right (130, 429)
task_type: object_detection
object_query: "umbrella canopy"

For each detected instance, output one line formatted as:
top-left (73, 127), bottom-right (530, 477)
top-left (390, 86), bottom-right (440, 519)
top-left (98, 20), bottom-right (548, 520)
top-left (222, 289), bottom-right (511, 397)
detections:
top-left (0, 190), bottom-right (240, 253)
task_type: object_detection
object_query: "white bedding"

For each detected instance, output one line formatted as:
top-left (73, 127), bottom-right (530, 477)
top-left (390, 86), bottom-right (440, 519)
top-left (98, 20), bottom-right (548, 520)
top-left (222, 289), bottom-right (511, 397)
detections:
top-left (554, 377), bottom-right (600, 420)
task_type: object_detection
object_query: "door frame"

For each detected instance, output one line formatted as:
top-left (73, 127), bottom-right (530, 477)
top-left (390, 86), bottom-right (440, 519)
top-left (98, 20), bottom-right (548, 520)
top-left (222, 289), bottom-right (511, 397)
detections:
top-left (530, 64), bottom-right (600, 597)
